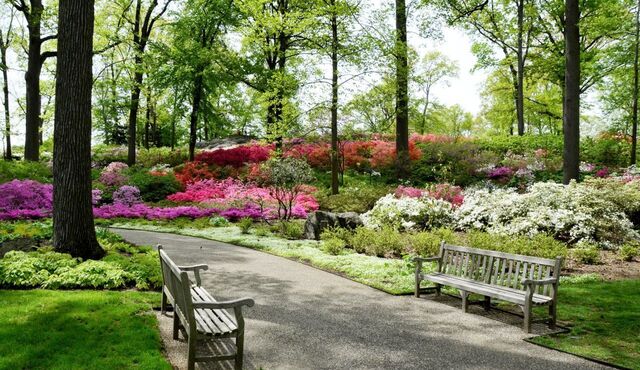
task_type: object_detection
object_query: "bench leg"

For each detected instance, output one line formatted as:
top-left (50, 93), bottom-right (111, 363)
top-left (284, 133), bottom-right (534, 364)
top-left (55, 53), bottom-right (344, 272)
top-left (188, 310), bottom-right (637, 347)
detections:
top-left (235, 330), bottom-right (245, 370)
top-left (435, 284), bottom-right (441, 297)
top-left (549, 302), bottom-right (557, 329)
top-left (483, 296), bottom-right (491, 311)
top-left (461, 291), bottom-right (469, 313)
top-left (161, 291), bottom-right (167, 315)
top-left (414, 262), bottom-right (422, 298)
top-left (187, 335), bottom-right (196, 370)
top-left (523, 303), bottom-right (532, 333)
top-left (172, 312), bottom-right (180, 340)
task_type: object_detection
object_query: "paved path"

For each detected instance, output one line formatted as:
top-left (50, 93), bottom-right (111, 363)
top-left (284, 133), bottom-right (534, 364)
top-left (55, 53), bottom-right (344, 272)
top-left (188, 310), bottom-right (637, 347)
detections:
top-left (114, 229), bottom-right (609, 370)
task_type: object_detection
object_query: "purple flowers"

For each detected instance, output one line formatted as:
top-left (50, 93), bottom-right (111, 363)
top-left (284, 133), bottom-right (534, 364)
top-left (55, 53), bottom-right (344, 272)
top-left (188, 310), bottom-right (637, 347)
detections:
top-left (113, 185), bottom-right (142, 206)
top-left (0, 180), bottom-right (53, 220)
top-left (487, 166), bottom-right (514, 180)
top-left (92, 203), bottom-right (220, 220)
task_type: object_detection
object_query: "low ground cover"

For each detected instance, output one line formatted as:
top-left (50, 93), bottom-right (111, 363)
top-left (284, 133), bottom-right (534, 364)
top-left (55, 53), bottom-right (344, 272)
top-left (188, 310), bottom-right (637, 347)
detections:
top-left (0, 290), bottom-right (171, 369)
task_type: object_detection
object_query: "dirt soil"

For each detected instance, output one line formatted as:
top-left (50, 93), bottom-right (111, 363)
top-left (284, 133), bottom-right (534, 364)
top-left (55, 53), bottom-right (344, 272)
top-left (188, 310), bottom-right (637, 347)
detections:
top-left (0, 238), bottom-right (42, 258)
top-left (565, 250), bottom-right (640, 280)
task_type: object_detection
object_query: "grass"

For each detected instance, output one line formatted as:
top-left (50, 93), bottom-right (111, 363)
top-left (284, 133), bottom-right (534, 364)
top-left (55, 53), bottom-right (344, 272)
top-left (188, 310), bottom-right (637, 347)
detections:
top-left (0, 290), bottom-right (171, 370)
top-left (109, 221), bottom-right (419, 295)
top-left (530, 279), bottom-right (640, 369)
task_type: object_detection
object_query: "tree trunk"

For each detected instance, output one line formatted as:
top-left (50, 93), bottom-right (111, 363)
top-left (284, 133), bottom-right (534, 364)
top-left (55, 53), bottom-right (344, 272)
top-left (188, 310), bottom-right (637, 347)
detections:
top-left (53, 0), bottom-right (104, 259)
top-left (516, 0), bottom-right (525, 136)
top-left (330, 0), bottom-right (339, 195)
top-left (24, 1), bottom-right (44, 161)
top-left (0, 31), bottom-right (11, 160)
top-left (189, 73), bottom-right (204, 161)
top-left (144, 92), bottom-right (150, 150)
top-left (563, 0), bottom-right (580, 184)
top-left (127, 60), bottom-right (143, 165)
top-left (395, 0), bottom-right (410, 179)
top-left (632, 0), bottom-right (640, 165)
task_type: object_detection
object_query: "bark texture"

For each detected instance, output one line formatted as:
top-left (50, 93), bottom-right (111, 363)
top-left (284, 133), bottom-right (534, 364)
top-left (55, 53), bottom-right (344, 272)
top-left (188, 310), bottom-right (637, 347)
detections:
top-left (562, 0), bottom-right (580, 184)
top-left (395, 0), bottom-right (410, 179)
top-left (53, 0), bottom-right (104, 259)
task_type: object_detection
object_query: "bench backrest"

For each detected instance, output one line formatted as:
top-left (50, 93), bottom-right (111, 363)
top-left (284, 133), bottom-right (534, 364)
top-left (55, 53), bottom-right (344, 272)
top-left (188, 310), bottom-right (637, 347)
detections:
top-left (158, 246), bottom-right (196, 333)
top-left (438, 243), bottom-right (562, 296)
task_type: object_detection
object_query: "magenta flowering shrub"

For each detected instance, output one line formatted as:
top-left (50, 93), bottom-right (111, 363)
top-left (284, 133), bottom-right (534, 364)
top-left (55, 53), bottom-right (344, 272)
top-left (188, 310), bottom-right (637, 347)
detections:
top-left (167, 178), bottom-right (319, 219)
top-left (112, 185), bottom-right (142, 206)
top-left (195, 144), bottom-right (272, 168)
top-left (93, 203), bottom-right (220, 219)
top-left (487, 166), bottom-right (514, 180)
top-left (98, 161), bottom-right (129, 187)
top-left (92, 189), bottom-right (103, 206)
top-left (0, 180), bottom-right (53, 220)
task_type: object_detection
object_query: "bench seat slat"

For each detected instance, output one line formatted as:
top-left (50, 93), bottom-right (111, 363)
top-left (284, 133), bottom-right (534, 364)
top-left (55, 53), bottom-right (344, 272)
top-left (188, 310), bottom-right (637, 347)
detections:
top-left (423, 272), bottom-right (553, 305)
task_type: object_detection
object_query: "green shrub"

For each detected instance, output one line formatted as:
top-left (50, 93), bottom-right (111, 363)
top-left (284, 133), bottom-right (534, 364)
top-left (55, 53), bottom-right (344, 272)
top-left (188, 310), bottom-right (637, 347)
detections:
top-left (571, 243), bottom-right (601, 265)
top-left (619, 243), bottom-right (639, 262)
top-left (0, 220), bottom-right (53, 243)
top-left (238, 217), bottom-right (253, 234)
top-left (317, 185), bottom-right (391, 213)
top-left (0, 160), bottom-right (52, 183)
top-left (407, 228), bottom-right (458, 257)
top-left (319, 226), bottom-right (353, 244)
top-left (276, 221), bottom-right (305, 240)
top-left (465, 231), bottom-right (567, 260)
top-left (44, 260), bottom-right (129, 289)
top-left (136, 147), bottom-right (190, 168)
top-left (127, 169), bottom-right (182, 202)
top-left (322, 238), bottom-right (346, 255)
top-left (209, 216), bottom-right (230, 227)
top-left (350, 226), bottom-right (404, 257)
top-left (253, 225), bottom-right (271, 237)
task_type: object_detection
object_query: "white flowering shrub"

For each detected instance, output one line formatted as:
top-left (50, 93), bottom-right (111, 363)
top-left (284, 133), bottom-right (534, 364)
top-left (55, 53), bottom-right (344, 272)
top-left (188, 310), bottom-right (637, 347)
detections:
top-left (361, 194), bottom-right (454, 231)
top-left (456, 181), bottom-right (638, 246)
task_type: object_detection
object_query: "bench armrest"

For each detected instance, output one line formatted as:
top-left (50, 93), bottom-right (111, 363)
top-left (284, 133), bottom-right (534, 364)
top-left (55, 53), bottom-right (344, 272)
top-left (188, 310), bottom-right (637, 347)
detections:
top-left (413, 256), bottom-right (441, 263)
top-left (178, 264), bottom-right (209, 272)
top-left (192, 297), bottom-right (255, 310)
top-left (521, 277), bottom-right (557, 286)
top-left (179, 264), bottom-right (208, 286)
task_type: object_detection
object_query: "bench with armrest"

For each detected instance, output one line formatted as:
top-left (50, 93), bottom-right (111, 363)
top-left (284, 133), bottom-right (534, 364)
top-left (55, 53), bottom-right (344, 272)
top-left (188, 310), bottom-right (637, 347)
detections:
top-left (414, 242), bottom-right (563, 333)
top-left (158, 245), bottom-right (254, 370)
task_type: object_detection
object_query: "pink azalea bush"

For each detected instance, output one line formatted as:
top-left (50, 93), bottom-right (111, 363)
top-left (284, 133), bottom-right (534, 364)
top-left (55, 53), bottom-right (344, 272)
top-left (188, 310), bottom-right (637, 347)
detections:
top-left (195, 144), bottom-right (272, 168)
top-left (428, 183), bottom-right (464, 207)
top-left (92, 203), bottom-right (220, 220)
top-left (0, 180), bottom-right (53, 220)
top-left (98, 162), bottom-right (129, 187)
top-left (112, 185), bottom-right (142, 206)
top-left (394, 186), bottom-right (425, 198)
top-left (167, 178), bottom-right (319, 219)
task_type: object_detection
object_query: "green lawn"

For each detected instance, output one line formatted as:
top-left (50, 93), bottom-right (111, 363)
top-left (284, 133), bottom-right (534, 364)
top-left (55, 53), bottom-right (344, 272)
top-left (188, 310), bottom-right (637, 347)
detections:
top-left (530, 279), bottom-right (640, 369)
top-left (0, 290), bottom-right (171, 370)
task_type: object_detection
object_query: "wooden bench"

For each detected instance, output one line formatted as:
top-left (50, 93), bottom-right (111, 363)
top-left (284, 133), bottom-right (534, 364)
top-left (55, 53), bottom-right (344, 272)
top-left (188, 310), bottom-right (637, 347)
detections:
top-left (414, 242), bottom-right (563, 333)
top-left (158, 245), bottom-right (255, 370)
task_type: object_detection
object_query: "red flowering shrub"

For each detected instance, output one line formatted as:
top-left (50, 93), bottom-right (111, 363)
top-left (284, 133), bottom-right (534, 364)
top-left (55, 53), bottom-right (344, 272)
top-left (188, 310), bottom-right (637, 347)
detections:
top-left (174, 161), bottom-right (218, 186)
top-left (195, 144), bottom-right (272, 168)
top-left (284, 143), bottom-right (331, 169)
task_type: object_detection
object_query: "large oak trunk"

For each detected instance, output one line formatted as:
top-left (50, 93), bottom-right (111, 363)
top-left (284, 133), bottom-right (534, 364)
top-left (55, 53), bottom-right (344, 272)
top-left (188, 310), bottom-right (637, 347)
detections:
top-left (53, 0), bottom-right (104, 259)
top-left (562, 0), bottom-right (580, 184)
top-left (24, 1), bottom-right (44, 161)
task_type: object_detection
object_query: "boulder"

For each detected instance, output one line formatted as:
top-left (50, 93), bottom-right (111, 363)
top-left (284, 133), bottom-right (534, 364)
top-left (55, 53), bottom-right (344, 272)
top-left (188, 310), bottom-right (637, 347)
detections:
top-left (303, 211), bottom-right (363, 240)
top-left (196, 135), bottom-right (256, 150)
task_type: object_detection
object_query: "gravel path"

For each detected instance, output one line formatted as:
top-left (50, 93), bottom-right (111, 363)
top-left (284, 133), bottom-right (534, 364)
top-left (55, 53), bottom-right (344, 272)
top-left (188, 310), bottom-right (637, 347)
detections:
top-left (114, 228), bottom-right (610, 370)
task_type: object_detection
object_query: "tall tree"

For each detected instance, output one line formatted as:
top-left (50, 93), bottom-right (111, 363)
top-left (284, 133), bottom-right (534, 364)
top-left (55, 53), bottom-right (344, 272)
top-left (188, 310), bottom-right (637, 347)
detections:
top-left (563, 0), bottom-right (580, 183)
top-left (395, 0), bottom-right (410, 178)
top-left (440, 0), bottom-right (534, 136)
top-left (124, 0), bottom-right (172, 165)
top-left (53, 0), bottom-right (104, 259)
top-left (0, 9), bottom-right (14, 160)
top-left (8, 0), bottom-right (57, 161)
top-left (632, 0), bottom-right (640, 165)
top-left (413, 51), bottom-right (458, 134)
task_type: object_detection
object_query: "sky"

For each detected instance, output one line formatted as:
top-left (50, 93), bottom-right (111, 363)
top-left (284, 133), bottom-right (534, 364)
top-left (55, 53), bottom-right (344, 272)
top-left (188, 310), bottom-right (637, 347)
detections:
top-left (0, 4), bottom-right (488, 148)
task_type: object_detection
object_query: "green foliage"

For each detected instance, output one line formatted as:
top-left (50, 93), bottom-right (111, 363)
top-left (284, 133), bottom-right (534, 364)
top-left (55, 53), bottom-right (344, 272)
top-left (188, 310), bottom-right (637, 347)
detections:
top-left (238, 217), bottom-right (253, 234)
top-left (570, 243), bottom-right (601, 265)
top-left (263, 157), bottom-right (315, 220)
top-left (0, 160), bottom-right (52, 183)
top-left (253, 225), bottom-right (271, 237)
top-left (274, 221), bottom-right (305, 240)
top-left (406, 228), bottom-right (457, 257)
top-left (412, 141), bottom-right (493, 186)
top-left (350, 226), bottom-right (404, 257)
top-left (316, 184), bottom-right (391, 213)
top-left (619, 243), bottom-right (639, 262)
top-left (136, 147), bottom-right (190, 168)
top-left (127, 168), bottom-right (182, 202)
top-left (465, 231), bottom-right (567, 260)
top-left (209, 216), bottom-right (230, 227)
top-left (322, 238), bottom-right (346, 255)
top-left (0, 220), bottom-right (53, 243)
top-left (0, 222), bottom-right (161, 290)
top-left (581, 137), bottom-right (630, 168)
